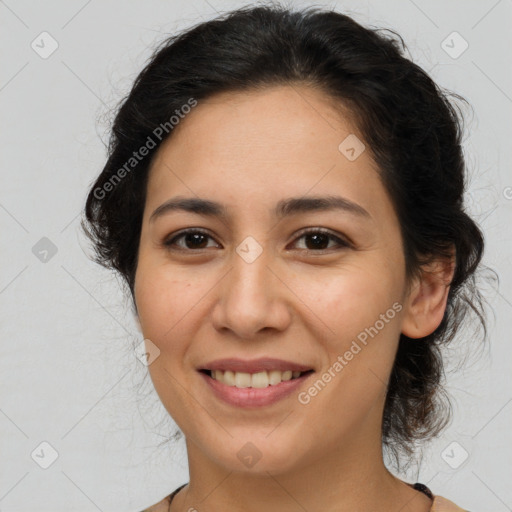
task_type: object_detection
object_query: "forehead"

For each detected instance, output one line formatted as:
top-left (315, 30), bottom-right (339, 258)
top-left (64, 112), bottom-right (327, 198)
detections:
top-left (153, 85), bottom-right (359, 165)
top-left (145, 85), bottom-right (390, 224)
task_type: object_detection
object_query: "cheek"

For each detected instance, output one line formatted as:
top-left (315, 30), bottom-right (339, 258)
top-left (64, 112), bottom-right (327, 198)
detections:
top-left (294, 269), bottom-right (402, 440)
top-left (291, 260), bottom-right (403, 391)
top-left (134, 267), bottom-right (202, 423)
top-left (134, 263), bottom-right (189, 341)
top-left (291, 259), bottom-right (400, 339)
top-left (134, 261), bottom-right (217, 354)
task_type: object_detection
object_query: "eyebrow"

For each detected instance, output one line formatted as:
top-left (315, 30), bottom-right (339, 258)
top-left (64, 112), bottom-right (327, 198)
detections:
top-left (149, 195), bottom-right (371, 223)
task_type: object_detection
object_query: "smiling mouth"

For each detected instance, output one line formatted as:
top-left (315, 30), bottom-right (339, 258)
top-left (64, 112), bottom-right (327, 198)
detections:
top-left (199, 369), bottom-right (314, 388)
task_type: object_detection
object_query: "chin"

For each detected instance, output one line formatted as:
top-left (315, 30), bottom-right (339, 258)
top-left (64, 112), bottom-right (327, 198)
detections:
top-left (204, 435), bottom-right (306, 476)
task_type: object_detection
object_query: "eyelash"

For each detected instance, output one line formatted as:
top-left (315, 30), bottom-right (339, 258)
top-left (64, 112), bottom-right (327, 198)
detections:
top-left (162, 227), bottom-right (351, 253)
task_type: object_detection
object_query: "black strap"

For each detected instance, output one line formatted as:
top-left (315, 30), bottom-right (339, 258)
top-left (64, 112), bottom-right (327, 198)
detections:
top-left (167, 483), bottom-right (187, 506)
top-left (166, 481), bottom-right (434, 507)
top-left (412, 482), bottom-right (434, 499)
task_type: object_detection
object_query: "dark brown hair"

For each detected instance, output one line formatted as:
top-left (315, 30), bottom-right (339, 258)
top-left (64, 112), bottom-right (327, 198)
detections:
top-left (82, 3), bottom-right (493, 467)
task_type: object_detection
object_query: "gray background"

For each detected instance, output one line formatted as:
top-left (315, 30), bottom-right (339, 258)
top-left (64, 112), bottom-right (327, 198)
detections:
top-left (1, 0), bottom-right (511, 510)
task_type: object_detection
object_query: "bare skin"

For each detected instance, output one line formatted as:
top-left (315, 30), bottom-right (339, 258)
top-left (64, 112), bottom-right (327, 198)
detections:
top-left (134, 84), bottom-right (455, 512)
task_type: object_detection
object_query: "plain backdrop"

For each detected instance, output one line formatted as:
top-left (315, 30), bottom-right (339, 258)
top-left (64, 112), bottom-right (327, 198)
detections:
top-left (1, 0), bottom-right (511, 510)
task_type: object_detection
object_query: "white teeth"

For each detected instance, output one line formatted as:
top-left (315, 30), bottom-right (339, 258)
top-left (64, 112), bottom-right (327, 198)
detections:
top-left (251, 371), bottom-right (269, 388)
top-left (209, 369), bottom-right (305, 388)
top-left (268, 370), bottom-right (283, 385)
top-left (235, 372), bottom-right (251, 388)
top-left (223, 370), bottom-right (235, 386)
top-left (282, 370), bottom-right (293, 381)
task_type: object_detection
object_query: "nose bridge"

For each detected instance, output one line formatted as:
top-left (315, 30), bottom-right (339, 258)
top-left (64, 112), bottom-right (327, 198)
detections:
top-left (212, 236), bottom-right (290, 338)
top-left (232, 240), bottom-right (270, 301)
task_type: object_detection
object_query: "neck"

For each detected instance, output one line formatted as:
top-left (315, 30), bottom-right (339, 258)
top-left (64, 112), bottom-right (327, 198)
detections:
top-left (172, 420), bottom-right (432, 512)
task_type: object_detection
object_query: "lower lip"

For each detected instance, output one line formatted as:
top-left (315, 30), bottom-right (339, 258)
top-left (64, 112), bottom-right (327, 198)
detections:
top-left (199, 371), bottom-right (314, 408)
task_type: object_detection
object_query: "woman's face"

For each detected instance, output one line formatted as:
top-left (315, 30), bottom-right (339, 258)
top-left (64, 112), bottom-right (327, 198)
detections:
top-left (134, 85), bottom-right (417, 475)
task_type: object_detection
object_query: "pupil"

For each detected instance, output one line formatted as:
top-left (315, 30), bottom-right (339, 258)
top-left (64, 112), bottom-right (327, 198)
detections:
top-left (187, 233), bottom-right (207, 248)
top-left (306, 233), bottom-right (328, 250)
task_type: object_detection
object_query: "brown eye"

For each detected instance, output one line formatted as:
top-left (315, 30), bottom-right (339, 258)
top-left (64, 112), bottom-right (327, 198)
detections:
top-left (290, 228), bottom-right (350, 252)
top-left (163, 229), bottom-right (219, 250)
top-left (162, 227), bottom-right (350, 253)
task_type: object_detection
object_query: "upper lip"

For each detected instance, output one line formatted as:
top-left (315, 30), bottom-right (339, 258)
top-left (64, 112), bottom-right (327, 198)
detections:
top-left (199, 358), bottom-right (314, 373)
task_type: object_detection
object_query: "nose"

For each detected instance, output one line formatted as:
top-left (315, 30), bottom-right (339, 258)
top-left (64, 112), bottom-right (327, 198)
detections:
top-left (210, 246), bottom-right (292, 340)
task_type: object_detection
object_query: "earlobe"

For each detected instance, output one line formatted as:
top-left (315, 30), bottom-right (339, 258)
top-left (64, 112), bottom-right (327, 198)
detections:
top-left (401, 250), bottom-right (456, 339)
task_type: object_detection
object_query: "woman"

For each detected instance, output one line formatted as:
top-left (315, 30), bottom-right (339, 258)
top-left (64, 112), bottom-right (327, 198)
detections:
top-left (82, 4), bottom-right (487, 511)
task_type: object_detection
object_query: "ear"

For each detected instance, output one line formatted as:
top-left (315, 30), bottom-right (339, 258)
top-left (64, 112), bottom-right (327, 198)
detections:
top-left (401, 247), bottom-right (456, 339)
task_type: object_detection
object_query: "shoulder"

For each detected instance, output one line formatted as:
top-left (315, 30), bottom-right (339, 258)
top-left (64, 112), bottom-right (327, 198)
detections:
top-left (431, 494), bottom-right (471, 512)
